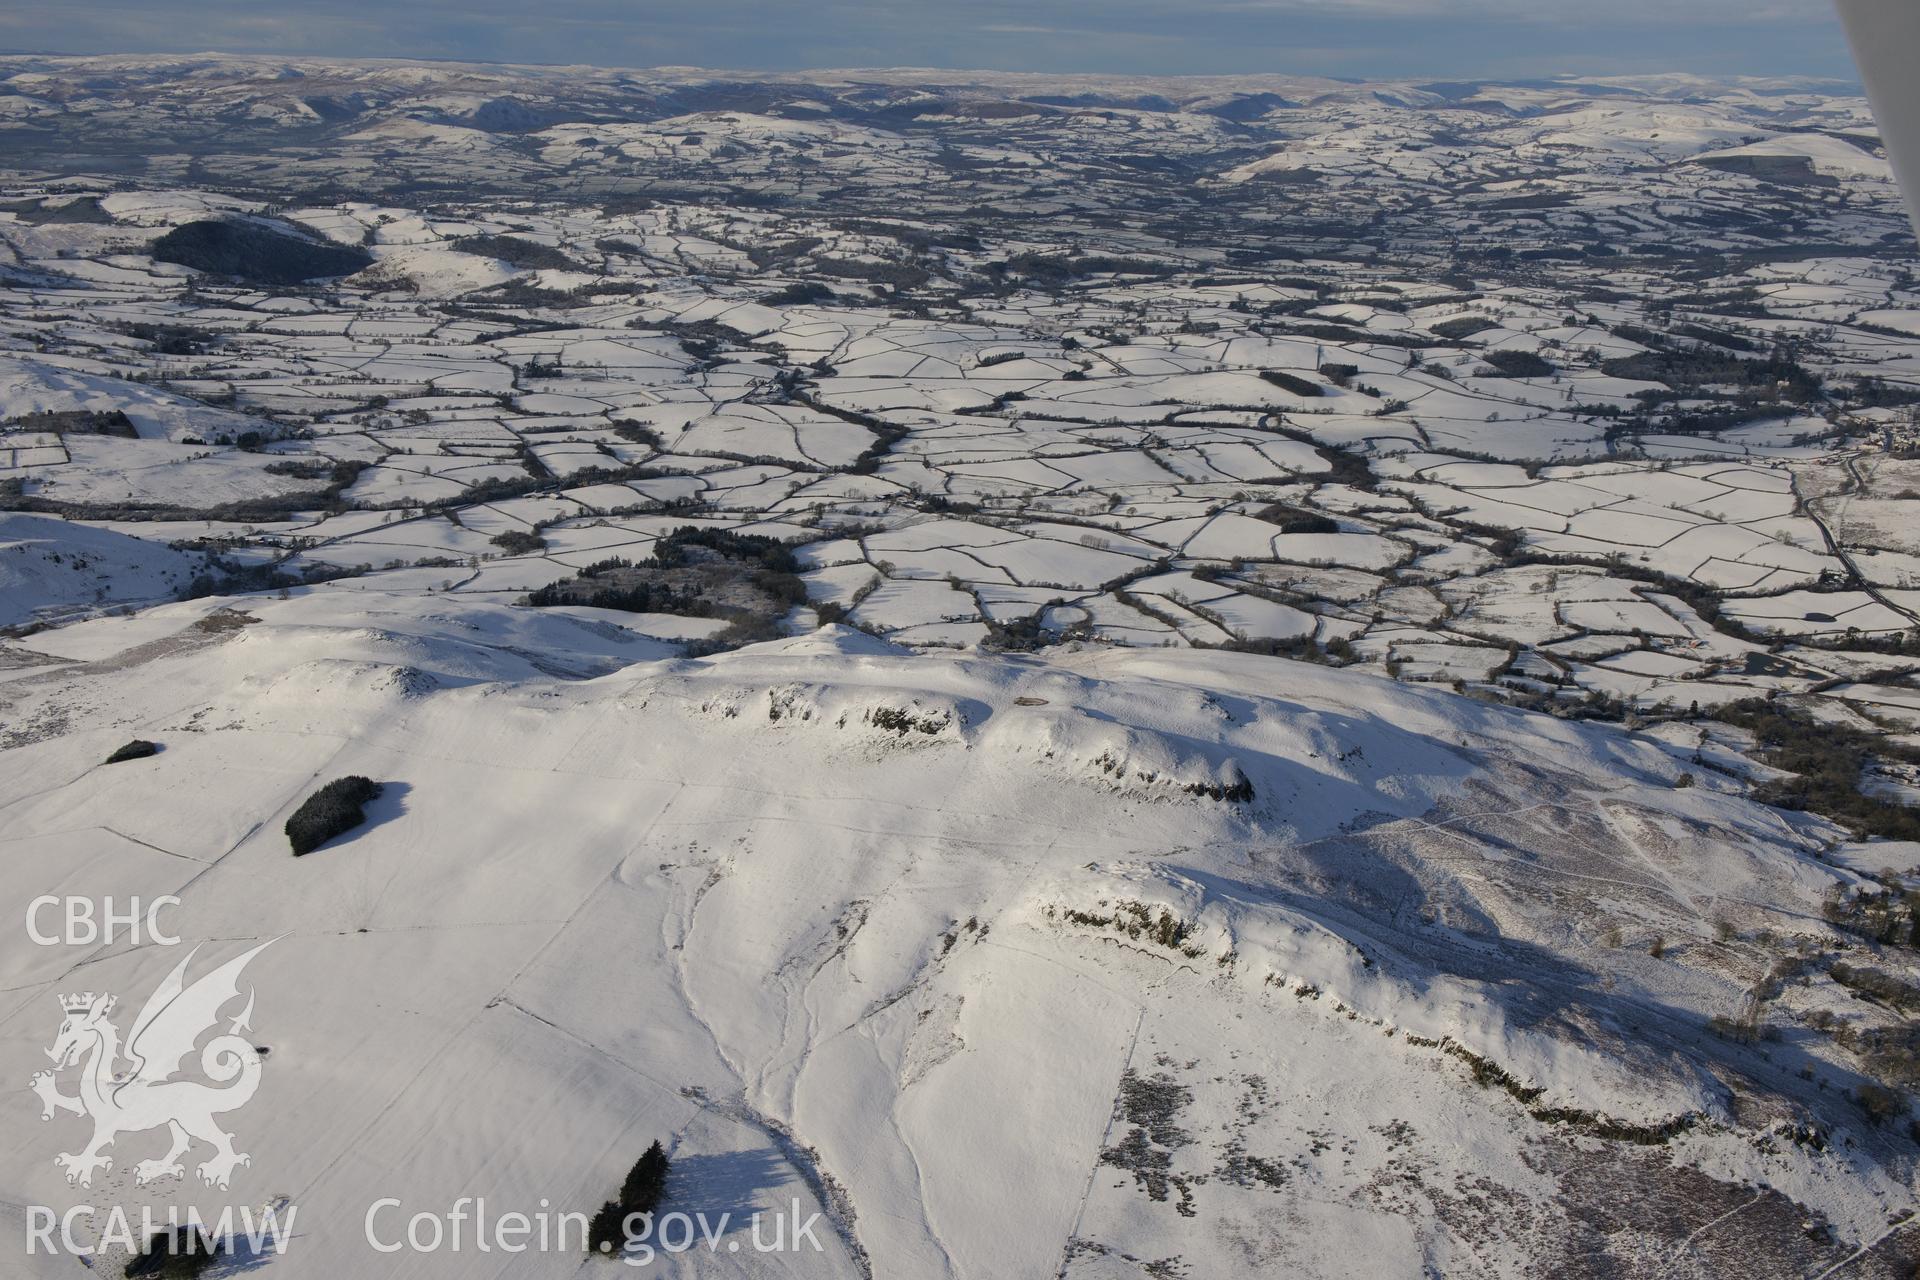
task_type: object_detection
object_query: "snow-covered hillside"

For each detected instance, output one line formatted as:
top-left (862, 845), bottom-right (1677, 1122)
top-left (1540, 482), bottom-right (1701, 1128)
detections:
top-left (0, 358), bottom-right (265, 445)
top-left (0, 514), bottom-right (207, 627)
top-left (0, 589), bottom-right (1914, 1276)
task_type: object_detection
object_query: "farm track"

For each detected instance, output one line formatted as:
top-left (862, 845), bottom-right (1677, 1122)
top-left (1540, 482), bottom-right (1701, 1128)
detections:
top-left (1797, 452), bottom-right (1920, 628)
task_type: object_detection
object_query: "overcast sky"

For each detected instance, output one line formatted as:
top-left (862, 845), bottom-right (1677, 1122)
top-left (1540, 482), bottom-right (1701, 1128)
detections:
top-left (0, 0), bottom-right (1861, 82)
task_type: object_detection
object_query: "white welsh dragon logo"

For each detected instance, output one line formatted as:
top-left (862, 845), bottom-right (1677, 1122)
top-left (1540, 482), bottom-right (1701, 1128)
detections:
top-left (29, 941), bottom-right (271, 1191)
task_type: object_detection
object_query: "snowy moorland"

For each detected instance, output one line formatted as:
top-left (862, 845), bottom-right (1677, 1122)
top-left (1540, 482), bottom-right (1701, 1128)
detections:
top-left (1, 54), bottom-right (1919, 1277)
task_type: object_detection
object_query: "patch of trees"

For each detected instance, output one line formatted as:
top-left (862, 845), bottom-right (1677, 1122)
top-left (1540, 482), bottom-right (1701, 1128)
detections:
top-left (1716, 700), bottom-right (1920, 842)
top-left (1611, 323), bottom-right (1671, 350)
top-left (1670, 323), bottom-right (1763, 353)
top-left (984, 610), bottom-right (1090, 652)
top-left (1694, 154), bottom-right (1837, 188)
top-left (285, 776), bottom-right (383, 856)
top-left (1430, 316), bottom-right (1498, 340)
top-left (1602, 348), bottom-right (1821, 403)
top-left (975, 350), bottom-right (1026, 369)
top-left (759, 281), bottom-right (836, 306)
top-left (587, 1141), bottom-right (670, 1257)
top-left (1656, 286), bottom-right (1776, 319)
top-left (182, 559), bottom-right (319, 600)
top-left (811, 256), bottom-right (930, 290)
top-left (1856, 1066), bottom-right (1916, 1123)
top-left (1258, 370), bottom-right (1323, 398)
top-left (474, 281), bottom-right (588, 309)
top-left (1208, 632), bottom-right (1343, 665)
top-left (1830, 961), bottom-right (1920, 1013)
top-left (1626, 401), bottom-right (1804, 438)
top-left (593, 235), bottom-right (643, 259)
top-left (151, 219), bottom-right (372, 287)
top-left (1806, 1001), bottom-right (1920, 1108)
top-left (611, 419), bottom-right (663, 449)
top-left (120, 322), bottom-right (217, 356)
top-left (3, 409), bottom-right (137, 438)
top-left (489, 530), bottom-right (547, 554)
top-left (433, 302), bottom-right (575, 335)
top-left (1266, 321), bottom-right (1426, 350)
top-left (1615, 320), bottom-right (1764, 356)
top-left (651, 525), bottom-right (799, 574)
top-left (915, 493), bottom-right (981, 515)
top-left (740, 234), bottom-right (825, 269)
top-left (125, 1222), bottom-right (221, 1277)
top-left (995, 252), bottom-right (1172, 285)
top-left (2, 195), bottom-right (111, 226)
top-left (1253, 504), bottom-right (1338, 534)
top-left (527, 566), bottom-right (703, 615)
top-left (526, 526), bottom-right (807, 646)
top-left (262, 458), bottom-right (334, 479)
top-left (1822, 883), bottom-right (1920, 950)
top-left (1310, 443), bottom-right (1376, 491)
top-left (1836, 377), bottom-right (1920, 409)
top-left (835, 221), bottom-right (981, 254)
top-left (1480, 350), bottom-right (1555, 379)
top-left (105, 739), bottom-right (160, 765)
top-left (452, 233), bottom-right (583, 272)
top-left (657, 318), bottom-right (755, 365)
